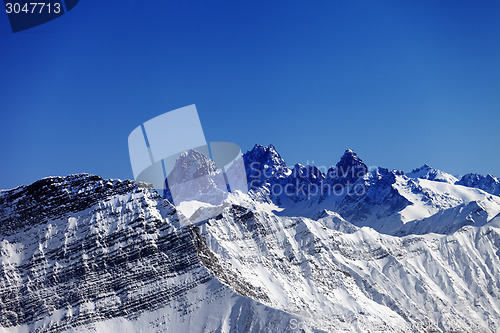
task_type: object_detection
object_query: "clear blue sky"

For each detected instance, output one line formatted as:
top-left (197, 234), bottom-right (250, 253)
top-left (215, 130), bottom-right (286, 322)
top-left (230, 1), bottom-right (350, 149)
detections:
top-left (1, 0), bottom-right (499, 189)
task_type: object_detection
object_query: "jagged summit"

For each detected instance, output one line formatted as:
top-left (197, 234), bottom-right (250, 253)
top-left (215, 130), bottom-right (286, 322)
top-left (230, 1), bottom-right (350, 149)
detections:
top-left (0, 174), bottom-right (150, 235)
top-left (168, 149), bottom-right (219, 183)
top-left (244, 144), bottom-right (287, 169)
top-left (243, 145), bottom-right (368, 175)
top-left (336, 149), bottom-right (367, 170)
top-left (165, 149), bottom-right (226, 205)
top-left (327, 148), bottom-right (368, 184)
top-left (409, 164), bottom-right (435, 175)
top-left (457, 173), bottom-right (500, 196)
top-left (407, 164), bottom-right (458, 184)
top-left (242, 144), bottom-right (289, 187)
top-left (242, 145), bottom-right (371, 190)
top-left (411, 164), bottom-right (431, 172)
top-left (2, 147), bottom-right (500, 332)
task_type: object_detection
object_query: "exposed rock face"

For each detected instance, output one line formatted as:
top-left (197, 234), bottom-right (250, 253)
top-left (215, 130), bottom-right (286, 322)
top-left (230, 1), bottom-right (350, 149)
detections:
top-left (0, 174), bottom-right (136, 235)
top-left (200, 203), bottom-right (500, 333)
top-left (0, 174), bottom-right (305, 333)
top-left (2, 145), bottom-right (500, 332)
top-left (243, 144), bottom-right (289, 188)
top-left (165, 149), bottom-right (227, 206)
top-left (0, 175), bottom-right (196, 330)
top-left (242, 146), bottom-right (411, 232)
top-left (167, 149), bottom-right (220, 184)
top-left (326, 148), bottom-right (368, 186)
top-left (457, 173), bottom-right (500, 196)
top-left (406, 164), bottom-right (459, 184)
top-left (242, 145), bottom-right (500, 236)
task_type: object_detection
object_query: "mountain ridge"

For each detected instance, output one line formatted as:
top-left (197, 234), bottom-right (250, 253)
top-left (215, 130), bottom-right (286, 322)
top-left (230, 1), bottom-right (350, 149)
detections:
top-left (2, 145), bottom-right (500, 332)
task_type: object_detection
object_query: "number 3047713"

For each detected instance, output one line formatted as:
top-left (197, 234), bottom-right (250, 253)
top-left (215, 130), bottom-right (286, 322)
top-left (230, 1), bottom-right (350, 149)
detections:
top-left (5, 2), bottom-right (61, 14)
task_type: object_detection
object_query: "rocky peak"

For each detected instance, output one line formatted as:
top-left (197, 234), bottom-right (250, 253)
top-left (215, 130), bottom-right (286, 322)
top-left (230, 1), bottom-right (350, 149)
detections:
top-left (327, 149), bottom-right (368, 184)
top-left (168, 149), bottom-right (220, 184)
top-left (407, 164), bottom-right (459, 184)
top-left (336, 149), bottom-right (367, 172)
top-left (457, 173), bottom-right (500, 196)
top-left (0, 174), bottom-right (146, 235)
top-left (243, 144), bottom-right (287, 169)
top-left (410, 164), bottom-right (432, 173)
top-left (243, 144), bottom-right (289, 188)
top-left (290, 163), bottom-right (325, 182)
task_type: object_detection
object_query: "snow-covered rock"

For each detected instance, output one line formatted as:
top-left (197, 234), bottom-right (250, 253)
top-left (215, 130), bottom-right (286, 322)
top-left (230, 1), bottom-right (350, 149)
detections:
top-left (456, 173), bottom-right (500, 196)
top-left (2, 144), bottom-right (500, 333)
top-left (0, 175), bottom-right (313, 333)
top-left (406, 164), bottom-right (458, 184)
top-left (200, 201), bottom-right (500, 332)
top-left (243, 145), bottom-right (500, 236)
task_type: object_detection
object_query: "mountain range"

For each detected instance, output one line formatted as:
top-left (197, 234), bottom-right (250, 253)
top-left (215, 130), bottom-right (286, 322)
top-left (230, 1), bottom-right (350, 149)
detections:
top-left (1, 144), bottom-right (500, 332)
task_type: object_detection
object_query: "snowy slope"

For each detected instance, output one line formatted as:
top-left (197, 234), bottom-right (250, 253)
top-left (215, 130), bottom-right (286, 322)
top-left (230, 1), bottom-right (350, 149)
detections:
top-left (2, 144), bottom-right (500, 333)
top-left (243, 145), bottom-right (500, 236)
top-left (394, 201), bottom-right (491, 236)
top-left (200, 199), bottom-right (500, 332)
top-left (390, 177), bottom-right (500, 231)
top-left (0, 175), bottom-right (320, 333)
top-left (406, 164), bottom-right (458, 184)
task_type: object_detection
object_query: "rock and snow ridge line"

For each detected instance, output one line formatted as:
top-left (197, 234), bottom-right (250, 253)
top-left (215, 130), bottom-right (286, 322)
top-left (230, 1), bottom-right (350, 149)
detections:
top-left (243, 144), bottom-right (500, 196)
top-left (0, 174), bottom-right (314, 333)
top-left (241, 144), bottom-right (500, 235)
top-left (1, 145), bottom-right (500, 332)
top-left (1, 173), bottom-right (500, 332)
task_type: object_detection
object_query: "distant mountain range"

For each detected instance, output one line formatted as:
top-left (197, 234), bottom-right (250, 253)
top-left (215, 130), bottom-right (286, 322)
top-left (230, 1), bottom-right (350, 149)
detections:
top-left (243, 144), bottom-right (500, 235)
top-left (1, 145), bottom-right (499, 332)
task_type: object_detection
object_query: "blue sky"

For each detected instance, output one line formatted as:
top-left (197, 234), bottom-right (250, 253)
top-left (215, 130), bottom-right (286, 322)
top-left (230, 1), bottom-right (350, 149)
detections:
top-left (1, 0), bottom-right (499, 189)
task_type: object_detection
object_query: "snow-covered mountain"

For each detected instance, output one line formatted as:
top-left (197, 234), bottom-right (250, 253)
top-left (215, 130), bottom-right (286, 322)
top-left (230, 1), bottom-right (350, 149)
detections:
top-left (0, 175), bottom-right (307, 333)
top-left (406, 164), bottom-right (458, 184)
top-left (200, 200), bottom-right (500, 332)
top-left (456, 173), bottom-right (500, 196)
top-left (1, 145), bottom-right (500, 332)
top-left (165, 149), bottom-right (228, 209)
top-left (242, 145), bottom-right (500, 235)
